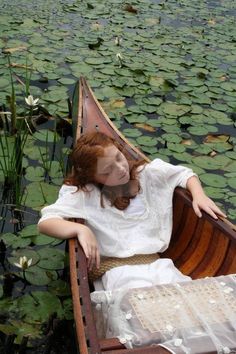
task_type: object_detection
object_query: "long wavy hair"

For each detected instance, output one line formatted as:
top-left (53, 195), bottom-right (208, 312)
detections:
top-left (64, 132), bottom-right (146, 210)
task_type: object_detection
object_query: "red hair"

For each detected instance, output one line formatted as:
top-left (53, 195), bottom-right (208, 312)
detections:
top-left (64, 132), bottom-right (145, 210)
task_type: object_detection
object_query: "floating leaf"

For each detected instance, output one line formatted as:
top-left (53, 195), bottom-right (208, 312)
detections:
top-left (136, 136), bottom-right (158, 146)
top-left (200, 173), bottom-right (227, 188)
top-left (25, 166), bottom-right (45, 182)
top-left (48, 279), bottom-right (71, 296)
top-left (192, 156), bottom-right (222, 170)
top-left (125, 114), bottom-right (147, 124)
top-left (17, 291), bottom-right (63, 324)
top-left (188, 125), bottom-right (218, 136)
top-left (161, 102), bottom-right (191, 116)
top-left (123, 128), bottom-right (142, 138)
top-left (25, 265), bottom-right (58, 285)
top-left (204, 134), bottom-right (230, 143)
top-left (37, 247), bottom-right (65, 270)
top-left (162, 133), bottom-right (182, 143)
top-left (58, 77), bottom-right (76, 85)
top-left (204, 187), bottom-right (225, 199)
top-left (228, 178), bottom-right (236, 190)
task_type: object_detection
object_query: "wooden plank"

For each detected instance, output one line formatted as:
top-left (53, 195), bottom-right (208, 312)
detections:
top-left (190, 228), bottom-right (229, 278)
top-left (103, 346), bottom-right (171, 354)
top-left (69, 239), bottom-right (89, 354)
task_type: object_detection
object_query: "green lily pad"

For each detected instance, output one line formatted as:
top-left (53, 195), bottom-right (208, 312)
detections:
top-left (162, 133), bottom-right (182, 143)
top-left (161, 102), bottom-right (191, 116)
top-left (48, 279), bottom-right (71, 296)
top-left (37, 247), bottom-right (65, 270)
top-left (200, 173), bottom-right (227, 188)
top-left (188, 125), bottom-right (218, 135)
top-left (125, 114), bottom-right (147, 124)
top-left (17, 291), bottom-right (63, 324)
top-left (33, 129), bottom-right (59, 143)
top-left (136, 136), bottom-right (158, 147)
top-left (192, 156), bottom-right (222, 170)
top-left (25, 166), bottom-right (45, 182)
top-left (58, 77), bottom-right (76, 85)
top-left (0, 233), bottom-right (18, 247)
top-left (228, 178), bottom-right (236, 190)
top-left (25, 265), bottom-right (58, 285)
top-left (24, 182), bottom-right (59, 209)
top-left (123, 128), bottom-right (142, 138)
top-left (142, 97), bottom-right (162, 106)
top-left (204, 187), bottom-right (225, 199)
top-left (0, 77), bottom-right (10, 88)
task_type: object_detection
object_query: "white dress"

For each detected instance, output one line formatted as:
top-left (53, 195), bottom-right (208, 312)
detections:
top-left (39, 158), bottom-right (196, 290)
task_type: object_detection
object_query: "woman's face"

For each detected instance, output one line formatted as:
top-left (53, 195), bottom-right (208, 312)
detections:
top-left (94, 145), bottom-right (130, 186)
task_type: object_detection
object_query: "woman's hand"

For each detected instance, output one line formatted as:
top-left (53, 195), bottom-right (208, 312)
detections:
top-left (192, 194), bottom-right (226, 220)
top-left (77, 225), bottom-right (100, 270)
top-left (187, 176), bottom-right (226, 219)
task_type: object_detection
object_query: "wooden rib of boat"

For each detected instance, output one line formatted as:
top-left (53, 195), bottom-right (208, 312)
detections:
top-left (69, 77), bottom-right (236, 354)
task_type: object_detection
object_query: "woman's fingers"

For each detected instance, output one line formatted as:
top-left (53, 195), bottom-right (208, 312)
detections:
top-left (87, 243), bottom-right (100, 270)
top-left (193, 199), bottom-right (227, 220)
top-left (77, 227), bottom-right (100, 270)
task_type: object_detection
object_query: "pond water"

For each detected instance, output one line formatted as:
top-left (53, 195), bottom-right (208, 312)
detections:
top-left (0, 0), bottom-right (236, 352)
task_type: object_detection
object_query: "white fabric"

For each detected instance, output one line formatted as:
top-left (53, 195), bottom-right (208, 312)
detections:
top-left (101, 258), bottom-right (191, 291)
top-left (39, 158), bottom-right (196, 292)
top-left (125, 193), bottom-right (145, 216)
top-left (39, 158), bottom-right (196, 259)
top-left (91, 274), bottom-right (236, 353)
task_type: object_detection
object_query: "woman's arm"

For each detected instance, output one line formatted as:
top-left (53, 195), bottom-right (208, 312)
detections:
top-left (38, 219), bottom-right (100, 269)
top-left (186, 176), bottom-right (226, 220)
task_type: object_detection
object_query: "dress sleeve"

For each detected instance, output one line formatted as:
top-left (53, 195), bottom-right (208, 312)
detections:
top-left (38, 184), bottom-right (87, 223)
top-left (147, 158), bottom-right (197, 189)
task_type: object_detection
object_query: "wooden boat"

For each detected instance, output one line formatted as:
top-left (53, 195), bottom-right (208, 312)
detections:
top-left (69, 77), bottom-right (236, 354)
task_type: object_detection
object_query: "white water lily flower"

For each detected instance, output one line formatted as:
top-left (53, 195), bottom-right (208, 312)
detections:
top-left (116, 52), bottom-right (123, 61)
top-left (14, 256), bottom-right (32, 270)
top-left (115, 36), bottom-right (122, 46)
top-left (25, 95), bottom-right (39, 107)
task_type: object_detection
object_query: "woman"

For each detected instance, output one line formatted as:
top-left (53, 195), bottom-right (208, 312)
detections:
top-left (38, 132), bottom-right (225, 291)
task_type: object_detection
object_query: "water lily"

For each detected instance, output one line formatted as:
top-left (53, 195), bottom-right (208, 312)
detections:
top-left (116, 52), bottom-right (124, 68)
top-left (14, 256), bottom-right (32, 270)
top-left (25, 95), bottom-right (39, 107)
top-left (115, 36), bottom-right (122, 46)
top-left (116, 52), bottom-right (123, 61)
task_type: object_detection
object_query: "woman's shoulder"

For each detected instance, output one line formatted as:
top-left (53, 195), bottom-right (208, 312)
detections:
top-left (59, 183), bottom-right (98, 199)
top-left (141, 158), bottom-right (168, 174)
top-left (58, 184), bottom-right (78, 197)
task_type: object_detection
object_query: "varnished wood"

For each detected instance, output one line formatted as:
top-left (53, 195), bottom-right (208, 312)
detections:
top-left (69, 78), bottom-right (236, 354)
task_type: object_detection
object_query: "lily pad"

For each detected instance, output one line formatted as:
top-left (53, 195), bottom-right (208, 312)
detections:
top-left (16, 291), bottom-right (63, 324)
top-left (136, 136), bottom-right (158, 147)
top-left (192, 156), bottom-right (222, 170)
top-left (25, 265), bottom-right (58, 285)
top-left (161, 102), bottom-right (191, 116)
top-left (37, 247), bottom-right (65, 270)
top-left (200, 173), bottom-right (227, 188)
